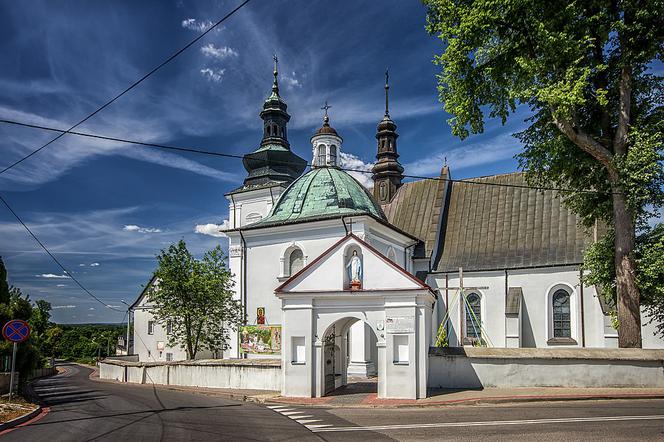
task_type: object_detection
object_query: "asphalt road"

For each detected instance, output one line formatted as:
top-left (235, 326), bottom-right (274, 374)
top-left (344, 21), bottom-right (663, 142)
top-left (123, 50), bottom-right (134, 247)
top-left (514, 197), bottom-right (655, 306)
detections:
top-left (3, 363), bottom-right (317, 441)
top-left (275, 399), bottom-right (664, 441)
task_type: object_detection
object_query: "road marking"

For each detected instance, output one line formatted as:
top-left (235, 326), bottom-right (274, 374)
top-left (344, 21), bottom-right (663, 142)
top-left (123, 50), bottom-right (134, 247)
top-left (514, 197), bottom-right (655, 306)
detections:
top-left (290, 415), bottom-right (313, 420)
top-left (282, 411), bottom-right (306, 416)
top-left (297, 419), bottom-right (321, 424)
top-left (266, 405), bottom-right (288, 409)
top-left (310, 414), bottom-right (664, 433)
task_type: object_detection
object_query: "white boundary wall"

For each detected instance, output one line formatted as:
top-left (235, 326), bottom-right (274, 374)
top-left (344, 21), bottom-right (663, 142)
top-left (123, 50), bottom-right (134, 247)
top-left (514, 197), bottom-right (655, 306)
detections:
top-left (429, 348), bottom-right (664, 388)
top-left (99, 359), bottom-right (281, 391)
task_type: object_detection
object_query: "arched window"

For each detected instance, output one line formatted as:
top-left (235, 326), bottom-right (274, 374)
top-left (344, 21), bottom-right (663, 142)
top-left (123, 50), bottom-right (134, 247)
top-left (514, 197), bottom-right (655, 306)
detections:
top-left (318, 144), bottom-right (327, 166)
top-left (465, 293), bottom-right (482, 340)
top-left (552, 289), bottom-right (571, 338)
top-left (386, 247), bottom-right (396, 263)
top-left (288, 248), bottom-right (304, 276)
top-left (329, 145), bottom-right (337, 166)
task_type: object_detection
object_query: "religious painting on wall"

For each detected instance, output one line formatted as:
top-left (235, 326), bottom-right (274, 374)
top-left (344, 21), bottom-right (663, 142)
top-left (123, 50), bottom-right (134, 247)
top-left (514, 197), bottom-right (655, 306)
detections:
top-left (256, 307), bottom-right (266, 325)
top-left (240, 325), bottom-right (282, 355)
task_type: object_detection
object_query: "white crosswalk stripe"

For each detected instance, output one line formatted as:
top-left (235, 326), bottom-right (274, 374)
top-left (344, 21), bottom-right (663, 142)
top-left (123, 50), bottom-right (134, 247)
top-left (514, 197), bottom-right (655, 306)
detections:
top-left (267, 405), bottom-right (333, 432)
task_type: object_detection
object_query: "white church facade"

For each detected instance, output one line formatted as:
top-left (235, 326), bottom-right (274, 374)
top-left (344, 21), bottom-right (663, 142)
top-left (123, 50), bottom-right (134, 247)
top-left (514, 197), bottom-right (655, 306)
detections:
top-left (131, 63), bottom-right (664, 399)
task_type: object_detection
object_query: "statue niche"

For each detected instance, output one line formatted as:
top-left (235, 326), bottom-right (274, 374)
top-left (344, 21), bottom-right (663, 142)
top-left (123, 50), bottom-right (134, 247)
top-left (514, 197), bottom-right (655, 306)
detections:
top-left (345, 248), bottom-right (363, 290)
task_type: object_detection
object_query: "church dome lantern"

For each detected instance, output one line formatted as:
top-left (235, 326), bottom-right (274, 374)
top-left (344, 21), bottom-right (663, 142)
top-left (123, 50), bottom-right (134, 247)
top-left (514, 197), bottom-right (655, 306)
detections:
top-left (310, 101), bottom-right (343, 168)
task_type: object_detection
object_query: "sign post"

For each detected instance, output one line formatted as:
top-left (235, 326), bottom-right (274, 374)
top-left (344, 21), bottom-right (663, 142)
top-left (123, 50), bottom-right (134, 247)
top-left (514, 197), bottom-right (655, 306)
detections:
top-left (2, 319), bottom-right (31, 402)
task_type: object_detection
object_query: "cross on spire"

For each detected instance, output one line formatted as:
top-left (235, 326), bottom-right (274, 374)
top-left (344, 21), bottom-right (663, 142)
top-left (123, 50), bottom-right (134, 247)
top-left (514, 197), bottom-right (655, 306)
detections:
top-left (272, 54), bottom-right (279, 94)
top-left (321, 101), bottom-right (332, 123)
top-left (384, 68), bottom-right (390, 117)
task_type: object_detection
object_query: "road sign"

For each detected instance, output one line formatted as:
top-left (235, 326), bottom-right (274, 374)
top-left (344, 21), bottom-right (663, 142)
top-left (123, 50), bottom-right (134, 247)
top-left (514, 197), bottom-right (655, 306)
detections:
top-left (3, 319), bottom-right (30, 343)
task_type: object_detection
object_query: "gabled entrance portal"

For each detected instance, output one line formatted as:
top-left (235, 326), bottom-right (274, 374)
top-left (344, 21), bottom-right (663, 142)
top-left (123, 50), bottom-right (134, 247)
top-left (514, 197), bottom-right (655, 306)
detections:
top-left (275, 234), bottom-right (436, 399)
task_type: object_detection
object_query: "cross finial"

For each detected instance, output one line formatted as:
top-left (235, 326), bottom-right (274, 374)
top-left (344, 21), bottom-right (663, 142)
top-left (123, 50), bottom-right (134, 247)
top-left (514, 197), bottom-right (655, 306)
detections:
top-left (321, 100), bottom-right (332, 123)
top-left (384, 68), bottom-right (390, 117)
top-left (271, 54), bottom-right (279, 94)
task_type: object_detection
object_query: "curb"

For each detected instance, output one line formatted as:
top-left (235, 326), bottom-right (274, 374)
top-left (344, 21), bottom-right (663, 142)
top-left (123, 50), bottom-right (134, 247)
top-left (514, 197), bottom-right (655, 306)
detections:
top-left (265, 393), bottom-right (664, 408)
top-left (0, 405), bottom-right (41, 431)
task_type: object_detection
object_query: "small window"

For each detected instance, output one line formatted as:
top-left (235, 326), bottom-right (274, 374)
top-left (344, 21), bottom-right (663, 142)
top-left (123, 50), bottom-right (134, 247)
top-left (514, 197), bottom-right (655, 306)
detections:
top-left (465, 293), bottom-right (481, 339)
top-left (329, 145), bottom-right (337, 165)
top-left (393, 335), bottom-right (409, 364)
top-left (552, 289), bottom-right (571, 338)
top-left (166, 352), bottom-right (173, 362)
top-left (292, 336), bottom-right (305, 364)
top-left (166, 320), bottom-right (172, 335)
top-left (148, 321), bottom-right (155, 335)
top-left (318, 144), bottom-right (327, 166)
top-left (288, 249), bottom-right (304, 276)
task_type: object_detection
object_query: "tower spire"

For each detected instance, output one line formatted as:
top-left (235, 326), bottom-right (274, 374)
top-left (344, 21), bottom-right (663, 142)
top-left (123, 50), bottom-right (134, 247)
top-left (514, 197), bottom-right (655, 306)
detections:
top-left (372, 70), bottom-right (404, 204)
top-left (272, 54), bottom-right (279, 95)
top-left (384, 68), bottom-right (390, 117)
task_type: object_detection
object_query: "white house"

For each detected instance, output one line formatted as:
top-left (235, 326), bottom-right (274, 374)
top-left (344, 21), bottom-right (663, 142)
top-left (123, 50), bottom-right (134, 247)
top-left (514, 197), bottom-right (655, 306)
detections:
top-left (131, 63), bottom-right (664, 399)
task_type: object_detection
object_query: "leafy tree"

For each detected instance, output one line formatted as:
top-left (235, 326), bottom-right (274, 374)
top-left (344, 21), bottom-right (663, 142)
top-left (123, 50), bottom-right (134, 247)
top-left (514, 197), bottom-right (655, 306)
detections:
top-left (424, 0), bottom-right (663, 347)
top-left (0, 257), bottom-right (10, 304)
top-left (147, 240), bottom-right (244, 359)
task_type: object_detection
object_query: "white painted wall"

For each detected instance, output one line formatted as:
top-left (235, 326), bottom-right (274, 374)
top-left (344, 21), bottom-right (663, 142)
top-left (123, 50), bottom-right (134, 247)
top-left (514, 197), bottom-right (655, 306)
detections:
top-left (429, 267), bottom-right (664, 349)
top-left (99, 359), bottom-right (282, 391)
top-left (429, 348), bottom-right (664, 388)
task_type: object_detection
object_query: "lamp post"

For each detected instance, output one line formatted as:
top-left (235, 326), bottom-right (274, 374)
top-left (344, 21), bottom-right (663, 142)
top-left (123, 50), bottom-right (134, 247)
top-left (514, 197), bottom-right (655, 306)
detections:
top-left (121, 300), bottom-right (131, 355)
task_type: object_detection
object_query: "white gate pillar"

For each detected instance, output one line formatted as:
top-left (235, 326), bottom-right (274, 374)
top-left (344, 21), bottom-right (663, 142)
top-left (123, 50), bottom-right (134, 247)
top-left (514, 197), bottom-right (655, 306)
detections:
top-left (347, 321), bottom-right (376, 376)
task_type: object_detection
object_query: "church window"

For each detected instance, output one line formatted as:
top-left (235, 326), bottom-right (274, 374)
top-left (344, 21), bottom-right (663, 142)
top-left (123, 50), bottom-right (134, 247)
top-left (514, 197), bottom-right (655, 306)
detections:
top-left (288, 248), bottom-right (304, 276)
top-left (465, 293), bottom-right (481, 340)
top-left (318, 144), bottom-right (327, 166)
top-left (552, 289), bottom-right (571, 338)
top-left (379, 182), bottom-right (387, 200)
top-left (329, 145), bottom-right (337, 166)
top-left (387, 247), bottom-right (396, 263)
top-left (148, 321), bottom-right (155, 335)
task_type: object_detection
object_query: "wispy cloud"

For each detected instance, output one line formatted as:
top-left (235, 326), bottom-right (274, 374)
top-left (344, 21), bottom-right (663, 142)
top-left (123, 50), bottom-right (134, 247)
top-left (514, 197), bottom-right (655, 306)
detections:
top-left (56, 284), bottom-right (67, 287)
top-left (200, 68), bottom-right (226, 82)
top-left (281, 72), bottom-right (302, 90)
top-left (340, 152), bottom-right (374, 189)
top-left (181, 18), bottom-right (215, 32)
top-left (194, 220), bottom-right (230, 238)
top-left (200, 44), bottom-right (238, 59)
top-left (123, 225), bottom-right (162, 234)
top-left (52, 305), bottom-right (76, 309)
top-left (404, 134), bottom-right (522, 176)
top-left (90, 262), bottom-right (100, 267)
top-left (36, 273), bottom-right (70, 279)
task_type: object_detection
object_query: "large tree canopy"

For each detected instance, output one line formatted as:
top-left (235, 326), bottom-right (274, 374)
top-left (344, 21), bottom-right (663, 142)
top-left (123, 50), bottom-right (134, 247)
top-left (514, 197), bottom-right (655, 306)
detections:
top-left (147, 240), bottom-right (244, 359)
top-left (425, 0), bottom-right (663, 347)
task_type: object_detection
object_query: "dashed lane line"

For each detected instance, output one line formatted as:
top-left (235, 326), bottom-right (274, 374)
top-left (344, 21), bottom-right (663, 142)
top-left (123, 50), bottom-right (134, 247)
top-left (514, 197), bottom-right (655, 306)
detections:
top-left (310, 414), bottom-right (664, 433)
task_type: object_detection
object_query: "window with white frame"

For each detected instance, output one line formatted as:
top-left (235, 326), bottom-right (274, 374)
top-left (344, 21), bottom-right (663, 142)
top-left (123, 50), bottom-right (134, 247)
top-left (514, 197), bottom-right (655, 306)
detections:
top-left (166, 320), bottom-right (173, 335)
top-left (317, 144), bottom-right (327, 166)
top-left (329, 145), bottom-right (337, 166)
top-left (464, 292), bottom-right (482, 343)
top-left (148, 320), bottom-right (155, 335)
top-left (552, 289), bottom-right (572, 338)
top-left (166, 352), bottom-right (173, 362)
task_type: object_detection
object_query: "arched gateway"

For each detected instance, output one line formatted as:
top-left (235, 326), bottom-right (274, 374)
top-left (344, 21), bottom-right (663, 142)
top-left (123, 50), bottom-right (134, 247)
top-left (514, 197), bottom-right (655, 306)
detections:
top-left (275, 234), bottom-right (436, 399)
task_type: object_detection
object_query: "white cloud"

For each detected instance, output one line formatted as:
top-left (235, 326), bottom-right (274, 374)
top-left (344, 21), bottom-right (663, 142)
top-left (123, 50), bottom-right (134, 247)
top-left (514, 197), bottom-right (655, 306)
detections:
top-left (90, 262), bottom-right (100, 267)
top-left (404, 134), bottom-right (522, 176)
top-left (281, 72), bottom-right (302, 89)
top-left (200, 68), bottom-right (226, 82)
top-left (181, 18), bottom-right (215, 32)
top-left (79, 263), bottom-right (86, 267)
top-left (52, 305), bottom-right (76, 309)
top-left (339, 152), bottom-right (374, 189)
top-left (89, 307), bottom-right (95, 310)
top-left (36, 273), bottom-right (70, 279)
top-left (200, 44), bottom-right (238, 59)
top-left (194, 220), bottom-right (231, 238)
top-left (56, 284), bottom-right (67, 287)
top-left (123, 225), bottom-right (162, 234)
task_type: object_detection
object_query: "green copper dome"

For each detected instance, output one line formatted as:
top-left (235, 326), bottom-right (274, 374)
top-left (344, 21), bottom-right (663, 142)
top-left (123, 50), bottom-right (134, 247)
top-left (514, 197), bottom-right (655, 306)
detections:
top-left (255, 167), bottom-right (386, 226)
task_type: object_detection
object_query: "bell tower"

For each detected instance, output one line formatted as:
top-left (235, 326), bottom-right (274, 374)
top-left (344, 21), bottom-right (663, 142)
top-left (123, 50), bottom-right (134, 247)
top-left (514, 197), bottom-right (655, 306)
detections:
top-left (311, 101), bottom-right (343, 168)
top-left (372, 70), bottom-right (404, 204)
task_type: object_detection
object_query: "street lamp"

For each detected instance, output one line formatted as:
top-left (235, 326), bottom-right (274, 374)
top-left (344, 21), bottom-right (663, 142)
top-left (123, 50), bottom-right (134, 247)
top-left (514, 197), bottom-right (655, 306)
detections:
top-left (120, 300), bottom-right (132, 356)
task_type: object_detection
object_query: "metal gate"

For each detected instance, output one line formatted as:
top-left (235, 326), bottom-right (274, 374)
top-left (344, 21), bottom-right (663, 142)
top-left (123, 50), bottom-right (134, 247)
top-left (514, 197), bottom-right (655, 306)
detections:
top-left (323, 325), bottom-right (336, 394)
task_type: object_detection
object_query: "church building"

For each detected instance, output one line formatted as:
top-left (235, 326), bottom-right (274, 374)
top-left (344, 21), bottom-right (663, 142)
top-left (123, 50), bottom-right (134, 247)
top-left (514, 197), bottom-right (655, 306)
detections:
top-left (132, 61), bottom-right (664, 399)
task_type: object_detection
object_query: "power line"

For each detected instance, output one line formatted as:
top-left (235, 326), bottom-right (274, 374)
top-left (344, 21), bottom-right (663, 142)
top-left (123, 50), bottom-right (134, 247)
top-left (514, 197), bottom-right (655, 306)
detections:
top-left (0, 0), bottom-right (251, 176)
top-left (0, 193), bottom-right (123, 312)
top-left (0, 117), bottom-right (616, 195)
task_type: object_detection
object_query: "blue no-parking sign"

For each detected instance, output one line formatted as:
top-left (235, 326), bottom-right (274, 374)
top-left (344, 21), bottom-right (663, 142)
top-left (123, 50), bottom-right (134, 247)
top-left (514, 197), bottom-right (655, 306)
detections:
top-left (2, 319), bottom-right (30, 343)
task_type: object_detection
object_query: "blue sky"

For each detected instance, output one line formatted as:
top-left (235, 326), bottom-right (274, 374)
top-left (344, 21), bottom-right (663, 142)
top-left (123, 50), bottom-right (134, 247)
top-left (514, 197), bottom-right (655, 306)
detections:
top-left (0, 0), bottom-right (528, 323)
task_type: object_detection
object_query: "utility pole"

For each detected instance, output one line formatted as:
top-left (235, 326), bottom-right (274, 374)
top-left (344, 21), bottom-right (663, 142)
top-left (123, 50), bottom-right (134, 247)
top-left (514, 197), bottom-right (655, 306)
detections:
top-left (121, 300), bottom-right (131, 355)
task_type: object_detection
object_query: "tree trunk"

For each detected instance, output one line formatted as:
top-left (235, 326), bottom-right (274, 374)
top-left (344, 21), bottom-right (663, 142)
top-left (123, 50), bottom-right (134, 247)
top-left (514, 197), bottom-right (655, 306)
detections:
top-left (612, 188), bottom-right (642, 347)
